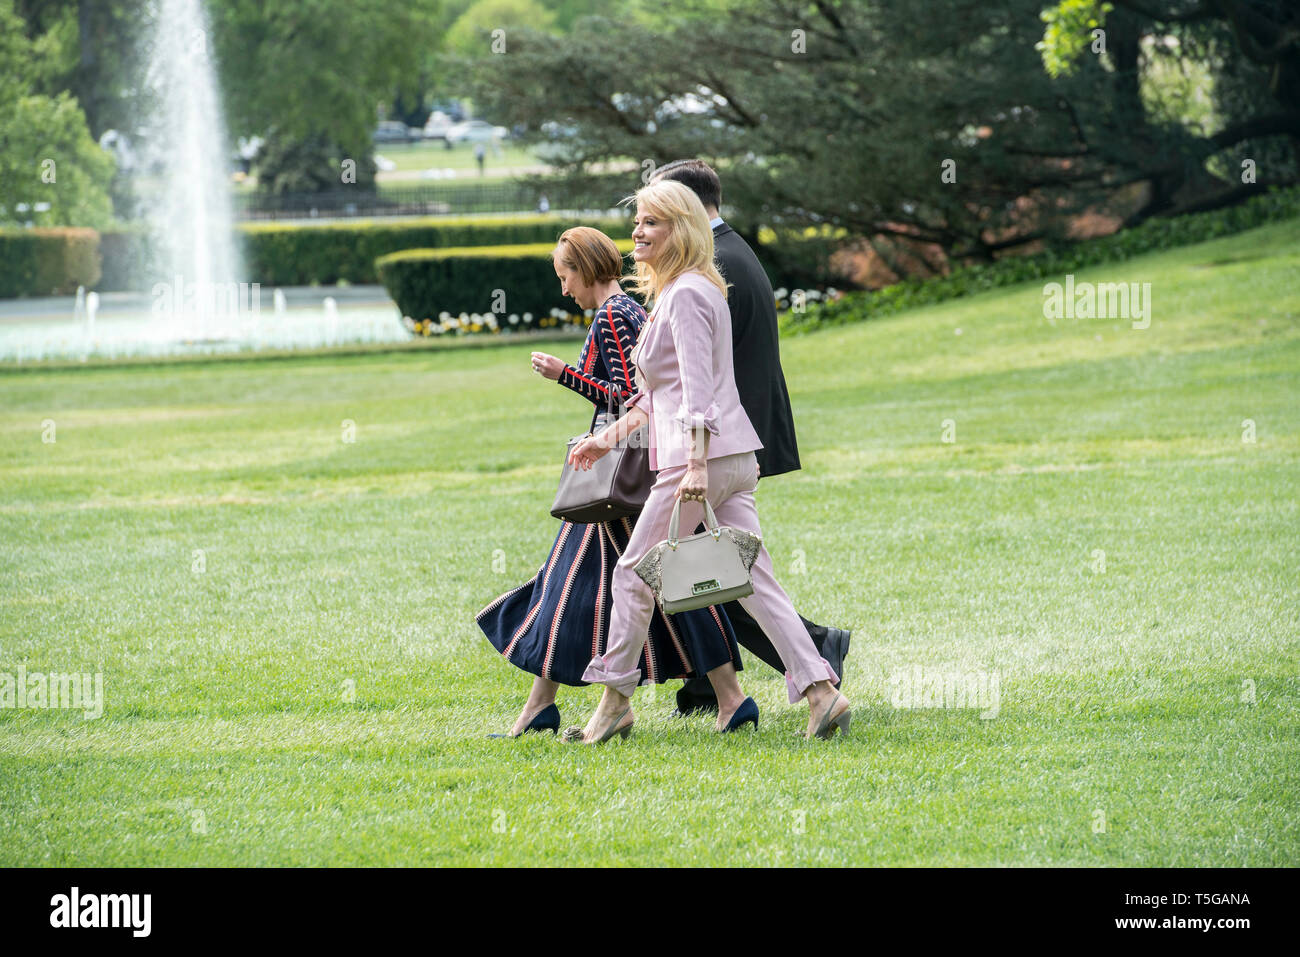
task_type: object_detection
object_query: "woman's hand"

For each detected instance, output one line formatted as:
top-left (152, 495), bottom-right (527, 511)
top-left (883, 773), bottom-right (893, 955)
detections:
top-left (531, 352), bottom-right (564, 380)
top-left (676, 460), bottom-right (708, 503)
top-left (569, 430), bottom-right (613, 471)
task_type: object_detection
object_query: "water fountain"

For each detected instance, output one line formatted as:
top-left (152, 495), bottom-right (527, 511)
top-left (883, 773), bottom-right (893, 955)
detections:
top-left (324, 296), bottom-right (339, 347)
top-left (0, 0), bottom-right (407, 363)
top-left (139, 0), bottom-right (244, 340)
top-left (80, 291), bottom-right (98, 362)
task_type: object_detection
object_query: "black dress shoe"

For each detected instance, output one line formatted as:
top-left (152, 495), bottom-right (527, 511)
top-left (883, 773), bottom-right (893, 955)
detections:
top-left (822, 628), bottom-right (852, 688)
top-left (673, 683), bottom-right (720, 718)
top-left (486, 703), bottom-right (560, 738)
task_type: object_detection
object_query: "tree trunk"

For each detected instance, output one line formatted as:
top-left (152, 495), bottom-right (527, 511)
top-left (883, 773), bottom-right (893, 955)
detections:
top-left (76, 0), bottom-right (104, 138)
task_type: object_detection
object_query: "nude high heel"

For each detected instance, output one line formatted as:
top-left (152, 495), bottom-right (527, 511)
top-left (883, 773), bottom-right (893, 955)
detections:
top-left (562, 706), bottom-right (633, 744)
top-left (807, 692), bottom-right (851, 740)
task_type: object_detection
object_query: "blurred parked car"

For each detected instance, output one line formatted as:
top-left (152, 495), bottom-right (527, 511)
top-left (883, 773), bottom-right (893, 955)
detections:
top-left (423, 111), bottom-right (454, 140)
top-left (444, 120), bottom-right (508, 145)
top-left (533, 120), bottom-right (580, 164)
top-left (373, 121), bottom-right (421, 144)
top-left (429, 100), bottom-right (466, 123)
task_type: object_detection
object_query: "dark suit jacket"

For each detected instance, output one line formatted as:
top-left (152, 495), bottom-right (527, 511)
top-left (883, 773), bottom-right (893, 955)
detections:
top-left (713, 222), bottom-right (801, 479)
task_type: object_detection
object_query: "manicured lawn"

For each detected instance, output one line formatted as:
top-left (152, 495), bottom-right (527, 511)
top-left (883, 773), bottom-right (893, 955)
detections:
top-left (373, 139), bottom-right (541, 174)
top-left (229, 142), bottom-right (546, 193)
top-left (0, 220), bottom-right (1296, 865)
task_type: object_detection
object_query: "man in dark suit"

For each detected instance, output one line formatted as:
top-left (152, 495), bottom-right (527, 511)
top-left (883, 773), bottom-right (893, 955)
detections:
top-left (649, 158), bottom-right (852, 717)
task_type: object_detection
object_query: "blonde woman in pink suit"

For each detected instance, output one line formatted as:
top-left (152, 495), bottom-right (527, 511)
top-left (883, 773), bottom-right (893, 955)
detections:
top-left (567, 180), bottom-right (852, 744)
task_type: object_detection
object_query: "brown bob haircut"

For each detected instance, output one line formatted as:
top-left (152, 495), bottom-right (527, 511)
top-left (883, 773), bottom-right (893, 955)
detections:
top-left (553, 226), bottom-right (625, 287)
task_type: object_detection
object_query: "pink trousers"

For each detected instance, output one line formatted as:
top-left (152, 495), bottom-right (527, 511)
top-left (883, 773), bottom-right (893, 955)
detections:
top-left (582, 451), bottom-right (838, 702)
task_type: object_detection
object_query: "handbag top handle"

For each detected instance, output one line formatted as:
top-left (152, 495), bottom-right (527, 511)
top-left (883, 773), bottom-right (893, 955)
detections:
top-left (668, 496), bottom-right (722, 548)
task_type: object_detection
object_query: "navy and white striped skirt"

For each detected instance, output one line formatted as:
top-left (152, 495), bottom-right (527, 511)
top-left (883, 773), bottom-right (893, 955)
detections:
top-left (476, 513), bottom-right (742, 686)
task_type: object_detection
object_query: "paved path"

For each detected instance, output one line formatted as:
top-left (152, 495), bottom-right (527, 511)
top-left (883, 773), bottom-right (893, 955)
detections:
top-left (0, 285), bottom-right (396, 324)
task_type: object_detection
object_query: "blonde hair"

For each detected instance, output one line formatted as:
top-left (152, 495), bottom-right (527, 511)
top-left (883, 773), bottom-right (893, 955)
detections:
top-left (624, 180), bottom-right (727, 306)
top-left (553, 226), bottom-right (625, 287)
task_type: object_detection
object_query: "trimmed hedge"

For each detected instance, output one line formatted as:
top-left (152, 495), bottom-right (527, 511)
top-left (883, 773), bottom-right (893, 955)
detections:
top-left (241, 215), bottom-right (625, 287)
top-left (89, 215), bottom-right (824, 294)
top-left (780, 185), bottom-right (1300, 335)
top-left (83, 216), bottom-right (626, 293)
top-left (0, 227), bottom-right (101, 297)
top-left (94, 216), bottom-right (832, 293)
top-left (377, 240), bottom-right (637, 324)
top-left (12, 183), bottom-right (1293, 303)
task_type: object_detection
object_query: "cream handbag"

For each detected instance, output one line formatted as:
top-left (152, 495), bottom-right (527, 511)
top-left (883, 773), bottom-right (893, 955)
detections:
top-left (633, 498), bottom-right (763, 613)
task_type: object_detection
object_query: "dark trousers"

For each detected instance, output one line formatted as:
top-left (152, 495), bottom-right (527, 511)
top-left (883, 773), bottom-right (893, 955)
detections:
top-left (678, 598), bottom-right (830, 706)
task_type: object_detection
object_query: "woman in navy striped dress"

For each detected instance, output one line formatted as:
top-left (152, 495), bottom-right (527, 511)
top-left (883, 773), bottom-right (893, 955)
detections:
top-left (476, 227), bottom-right (742, 737)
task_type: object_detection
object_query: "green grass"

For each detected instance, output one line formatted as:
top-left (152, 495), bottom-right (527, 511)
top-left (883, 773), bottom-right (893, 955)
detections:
top-left (372, 140), bottom-right (541, 174)
top-left (1, 219), bottom-right (1297, 866)
top-left (229, 143), bottom-right (547, 194)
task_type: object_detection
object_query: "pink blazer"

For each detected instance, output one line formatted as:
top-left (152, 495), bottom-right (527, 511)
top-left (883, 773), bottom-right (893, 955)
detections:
top-left (626, 271), bottom-right (763, 471)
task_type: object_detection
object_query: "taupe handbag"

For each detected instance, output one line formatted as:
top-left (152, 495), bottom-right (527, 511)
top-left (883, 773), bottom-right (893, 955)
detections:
top-left (550, 385), bottom-right (652, 524)
top-left (633, 498), bottom-right (763, 613)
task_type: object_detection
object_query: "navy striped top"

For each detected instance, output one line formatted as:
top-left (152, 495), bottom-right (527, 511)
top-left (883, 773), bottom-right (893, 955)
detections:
top-left (557, 292), bottom-right (646, 415)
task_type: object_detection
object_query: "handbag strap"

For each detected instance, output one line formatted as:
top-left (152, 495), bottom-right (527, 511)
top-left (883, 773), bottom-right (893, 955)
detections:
top-left (668, 496), bottom-right (721, 549)
top-left (602, 302), bottom-right (621, 419)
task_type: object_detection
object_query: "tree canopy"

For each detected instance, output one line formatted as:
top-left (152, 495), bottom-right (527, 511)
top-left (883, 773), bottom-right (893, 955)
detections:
top-left (0, 0), bottom-right (115, 228)
top-left (461, 0), bottom-right (1297, 260)
top-left (211, 0), bottom-right (441, 194)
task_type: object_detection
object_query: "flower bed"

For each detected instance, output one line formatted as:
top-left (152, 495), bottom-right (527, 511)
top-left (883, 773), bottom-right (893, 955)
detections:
top-left (402, 306), bottom-right (594, 337)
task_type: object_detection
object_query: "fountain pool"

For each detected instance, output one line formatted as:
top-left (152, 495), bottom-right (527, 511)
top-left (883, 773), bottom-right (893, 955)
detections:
top-left (0, 287), bottom-right (408, 363)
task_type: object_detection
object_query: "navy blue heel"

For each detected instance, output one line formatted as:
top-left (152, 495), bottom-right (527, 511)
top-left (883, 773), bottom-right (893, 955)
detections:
top-left (720, 697), bottom-right (759, 733)
top-left (488, 703), bottom-right (560, 738)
